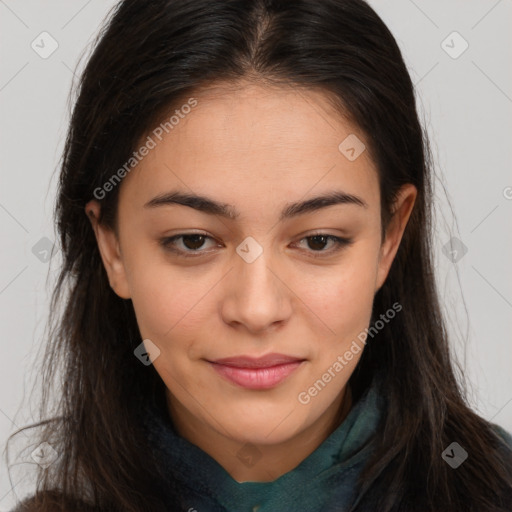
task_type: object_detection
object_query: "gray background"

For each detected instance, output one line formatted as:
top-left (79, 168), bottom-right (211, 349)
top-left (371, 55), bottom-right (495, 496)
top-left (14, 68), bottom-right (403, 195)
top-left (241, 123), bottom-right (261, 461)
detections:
top-left (1, 0), bottom-right (511, 508)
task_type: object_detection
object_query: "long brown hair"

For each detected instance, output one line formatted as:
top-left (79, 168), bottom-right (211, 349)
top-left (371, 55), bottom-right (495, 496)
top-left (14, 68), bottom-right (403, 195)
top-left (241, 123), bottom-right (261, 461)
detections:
top-left (6, 0), bottom-right (512, 510)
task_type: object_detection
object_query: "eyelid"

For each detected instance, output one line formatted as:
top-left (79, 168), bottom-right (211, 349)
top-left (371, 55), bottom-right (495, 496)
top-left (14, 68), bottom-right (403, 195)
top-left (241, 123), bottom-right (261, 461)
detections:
top-left (159, 231), bottom-right (353, 258)
top-left (291, 234), bottom-right (353, 258)
top-left (159, 231), bottom-right (220, 257)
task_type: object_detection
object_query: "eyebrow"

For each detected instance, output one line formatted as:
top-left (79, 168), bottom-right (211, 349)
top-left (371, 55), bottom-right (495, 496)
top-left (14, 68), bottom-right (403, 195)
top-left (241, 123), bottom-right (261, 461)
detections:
top-left (144, 189), bottom-right (368, 221)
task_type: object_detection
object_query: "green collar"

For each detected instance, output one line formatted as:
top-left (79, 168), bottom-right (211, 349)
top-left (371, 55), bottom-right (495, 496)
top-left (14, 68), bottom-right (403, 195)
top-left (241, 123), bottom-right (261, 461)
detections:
top-left (143, 374), bottom-right (384, 512)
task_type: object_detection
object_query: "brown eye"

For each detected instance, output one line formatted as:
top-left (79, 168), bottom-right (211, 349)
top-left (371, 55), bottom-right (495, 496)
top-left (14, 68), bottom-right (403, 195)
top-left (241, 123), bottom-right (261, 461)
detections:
top-left (295, 234), bottom-right (353, 257)
top-left (181, 234), bottom-right (207, 250)
top-left (306, 235), bottom-right (331, 251)
top-left (160, 232), bottom-right (219, 257)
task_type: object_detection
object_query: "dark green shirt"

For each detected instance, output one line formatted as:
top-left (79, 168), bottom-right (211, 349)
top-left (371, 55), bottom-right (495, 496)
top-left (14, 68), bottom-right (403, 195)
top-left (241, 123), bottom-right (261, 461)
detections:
top-left (142, 373), bottom-right (386, 512)
top-left (10, 371), bottom-right (512, 511)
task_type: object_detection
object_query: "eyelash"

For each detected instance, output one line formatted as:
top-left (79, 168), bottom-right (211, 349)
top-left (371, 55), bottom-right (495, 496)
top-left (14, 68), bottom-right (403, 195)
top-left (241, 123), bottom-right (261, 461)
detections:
top-left (159, 232), bottom-right (353, 259)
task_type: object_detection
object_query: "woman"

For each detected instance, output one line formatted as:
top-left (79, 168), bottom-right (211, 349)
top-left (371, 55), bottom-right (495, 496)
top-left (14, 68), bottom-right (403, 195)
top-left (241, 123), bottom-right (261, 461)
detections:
top-left (7, 0), bottom-right (512, 511)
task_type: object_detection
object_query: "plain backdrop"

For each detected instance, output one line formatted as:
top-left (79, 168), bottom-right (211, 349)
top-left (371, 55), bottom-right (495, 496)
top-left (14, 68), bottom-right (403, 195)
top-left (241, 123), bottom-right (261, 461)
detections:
top-left (1, 0), bottom-right (511, 509)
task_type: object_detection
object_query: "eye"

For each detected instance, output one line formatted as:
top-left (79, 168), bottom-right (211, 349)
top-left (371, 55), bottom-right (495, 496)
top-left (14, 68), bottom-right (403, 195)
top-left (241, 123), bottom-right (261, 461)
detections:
top-left (160, 232), bottom-right (353, 259)
top-left (160, 232), bottom-right (220, 257)
top-left (294, 234), bottom-right (353, 257)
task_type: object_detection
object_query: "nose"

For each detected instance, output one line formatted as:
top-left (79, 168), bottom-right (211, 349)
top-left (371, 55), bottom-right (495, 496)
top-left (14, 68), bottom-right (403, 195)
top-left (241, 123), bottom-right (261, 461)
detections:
top-left (220, 242), bottom-right (293, 334)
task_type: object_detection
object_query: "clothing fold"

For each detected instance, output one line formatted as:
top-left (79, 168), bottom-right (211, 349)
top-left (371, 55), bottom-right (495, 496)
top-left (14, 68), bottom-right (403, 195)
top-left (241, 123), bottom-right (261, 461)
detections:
top-left (140, 371), bottom-right (386, 512)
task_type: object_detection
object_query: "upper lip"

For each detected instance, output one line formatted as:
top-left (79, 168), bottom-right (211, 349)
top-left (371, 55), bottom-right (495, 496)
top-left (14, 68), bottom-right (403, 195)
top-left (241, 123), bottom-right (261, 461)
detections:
top-left (209, 353), bottom-right (305, 368)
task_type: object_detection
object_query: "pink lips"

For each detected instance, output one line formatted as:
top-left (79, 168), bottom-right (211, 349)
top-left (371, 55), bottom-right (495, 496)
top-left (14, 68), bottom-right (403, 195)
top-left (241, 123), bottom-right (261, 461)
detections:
top-left (208, 353), bottom-right (305, 390)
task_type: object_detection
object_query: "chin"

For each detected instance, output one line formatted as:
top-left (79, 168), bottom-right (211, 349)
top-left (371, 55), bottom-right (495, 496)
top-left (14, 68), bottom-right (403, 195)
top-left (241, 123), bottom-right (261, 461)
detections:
top-left (222, 412), bottom-right (309, 446)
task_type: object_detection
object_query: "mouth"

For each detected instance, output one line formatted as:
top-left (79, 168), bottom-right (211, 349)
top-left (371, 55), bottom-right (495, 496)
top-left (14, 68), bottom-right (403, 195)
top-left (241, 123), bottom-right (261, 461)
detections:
top-left (207, 353), bottom-right (306, 390)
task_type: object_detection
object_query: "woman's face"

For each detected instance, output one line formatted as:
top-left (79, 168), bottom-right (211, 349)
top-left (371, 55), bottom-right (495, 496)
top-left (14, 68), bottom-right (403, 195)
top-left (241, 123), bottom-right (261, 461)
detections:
top-left (88, 82), bottom-right (416, 447)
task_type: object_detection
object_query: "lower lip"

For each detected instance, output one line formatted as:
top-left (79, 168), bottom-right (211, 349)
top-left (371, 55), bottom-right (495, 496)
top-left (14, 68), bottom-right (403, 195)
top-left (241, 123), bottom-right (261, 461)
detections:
top-left (209, 361), bottom-right (304, 390)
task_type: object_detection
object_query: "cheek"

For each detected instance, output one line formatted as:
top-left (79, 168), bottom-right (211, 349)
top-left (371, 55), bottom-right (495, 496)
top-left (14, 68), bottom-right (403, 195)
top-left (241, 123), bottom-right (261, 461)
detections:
top-left (125, 247), bottom-right (204, 339)
top-left (131, 275), bottom-right (207, 342)
top-left (298, 248), bottom-right (378, 332)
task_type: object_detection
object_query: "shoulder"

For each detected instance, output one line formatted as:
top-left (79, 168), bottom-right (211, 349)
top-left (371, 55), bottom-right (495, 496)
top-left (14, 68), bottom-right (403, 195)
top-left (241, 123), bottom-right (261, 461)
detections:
top-left (9, 493), bottom-right (98, 512)
top-left (489, 422), bottom-right (512, 453)
top-left (9, 498), bottom-right (34, 512)
top-left (8, 497), bottom-right (34, 512)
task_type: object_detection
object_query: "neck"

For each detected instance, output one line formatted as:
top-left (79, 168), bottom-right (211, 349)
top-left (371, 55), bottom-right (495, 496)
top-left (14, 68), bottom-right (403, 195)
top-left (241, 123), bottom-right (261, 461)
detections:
top-left (166, 383), bottom-right (353, 483)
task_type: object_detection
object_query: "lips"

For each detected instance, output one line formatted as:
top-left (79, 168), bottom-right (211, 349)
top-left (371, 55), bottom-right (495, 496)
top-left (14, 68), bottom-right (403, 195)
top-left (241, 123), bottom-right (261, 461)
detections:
top-left (211, 353), bottom-right (304, 368)
top-left (208, 353), bottom-right (306, 389)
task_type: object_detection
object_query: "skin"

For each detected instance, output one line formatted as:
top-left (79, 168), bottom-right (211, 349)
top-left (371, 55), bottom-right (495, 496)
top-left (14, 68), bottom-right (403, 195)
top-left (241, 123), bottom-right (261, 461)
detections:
top-left (86, 81), bottom-right (417, 483)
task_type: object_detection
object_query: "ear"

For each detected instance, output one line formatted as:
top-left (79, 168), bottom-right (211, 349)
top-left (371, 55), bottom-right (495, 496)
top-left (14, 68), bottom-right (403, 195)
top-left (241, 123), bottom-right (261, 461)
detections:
top-left (375, 184), bottom-right (417, 293)
top-left (85, 200), bottom-right (131, 299)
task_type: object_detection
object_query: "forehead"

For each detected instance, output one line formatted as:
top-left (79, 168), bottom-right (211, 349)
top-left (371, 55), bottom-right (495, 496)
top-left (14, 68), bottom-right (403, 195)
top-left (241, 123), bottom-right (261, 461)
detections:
top-left (119, 82), bottom-right (379, 218)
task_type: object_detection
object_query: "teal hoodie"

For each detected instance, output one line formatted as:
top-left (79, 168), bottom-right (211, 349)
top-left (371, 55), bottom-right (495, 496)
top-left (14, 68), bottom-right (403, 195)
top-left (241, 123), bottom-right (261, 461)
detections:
top-left (10, 371), bottom-right (512, 511)
top-left (139, 370), bottom-right (512, 511)
top-left (142, 373), bottom-right (385, 512)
